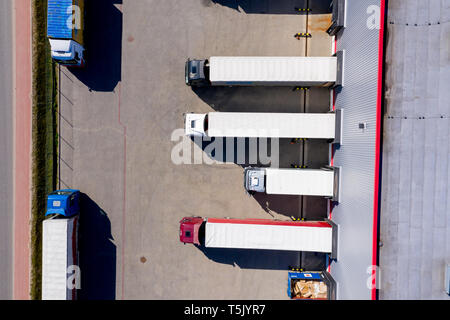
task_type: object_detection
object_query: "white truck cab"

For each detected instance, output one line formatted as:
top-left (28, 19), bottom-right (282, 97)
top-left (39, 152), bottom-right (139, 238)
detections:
top-left (49, 39), bottom-right (85, 66)
top-left (184, 113), bottom-right (208, 137)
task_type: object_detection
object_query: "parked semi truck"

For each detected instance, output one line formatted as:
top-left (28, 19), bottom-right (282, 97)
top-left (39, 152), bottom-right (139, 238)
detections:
top-left (47, 0), bottom-right (85, 67)
top-left (185, 53), bottom-right (344, 87)
top-left (42, 189), bottom-right (81, 300)
top-left (180, 217), bottom-right (337, 258)
top-left (244, 166), bottom-right (341, 202)
top-left (184, 110), bottom-right (343, 143)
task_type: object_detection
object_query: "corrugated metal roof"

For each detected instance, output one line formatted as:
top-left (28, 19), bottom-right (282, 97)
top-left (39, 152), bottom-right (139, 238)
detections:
top-left (47, 0), bottom-right (73, 39)
top-left (328, 0), bottom-right (384, 300)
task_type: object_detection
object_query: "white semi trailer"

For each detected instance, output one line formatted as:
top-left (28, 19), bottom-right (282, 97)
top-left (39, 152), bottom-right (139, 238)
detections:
top-left (42, 216), bottom-right (79, 300)
top-left (185, 54), bottom-right (344, 87)
top-left (185, 110), bottom-right (343, 144)
top-left (244, 166), bottom-right (341, 202)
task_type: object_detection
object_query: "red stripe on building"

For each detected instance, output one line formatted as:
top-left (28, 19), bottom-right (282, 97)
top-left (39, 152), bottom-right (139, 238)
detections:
top-left (371, 0), bottom-right (386, 301)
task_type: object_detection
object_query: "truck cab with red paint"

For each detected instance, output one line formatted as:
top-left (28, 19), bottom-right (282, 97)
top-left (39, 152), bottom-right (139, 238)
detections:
top-left (179, 217), bottom-right (204, 245)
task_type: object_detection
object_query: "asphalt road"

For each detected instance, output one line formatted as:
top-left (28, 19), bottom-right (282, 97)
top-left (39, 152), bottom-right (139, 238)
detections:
top-left (0, 0), bottom-right (14, 300)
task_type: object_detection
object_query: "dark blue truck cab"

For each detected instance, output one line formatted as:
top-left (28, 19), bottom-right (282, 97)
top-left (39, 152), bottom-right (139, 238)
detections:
top-left (185, 59), bottom-right (209, 86)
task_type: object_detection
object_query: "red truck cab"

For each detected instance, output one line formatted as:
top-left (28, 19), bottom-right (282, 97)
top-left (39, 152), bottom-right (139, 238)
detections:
top-left (179, 217), bottom-right (204, 245)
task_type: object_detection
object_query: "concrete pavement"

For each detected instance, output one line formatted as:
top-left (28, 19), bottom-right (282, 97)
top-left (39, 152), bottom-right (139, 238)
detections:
top-left (59, 0), bottom-right (334, 299)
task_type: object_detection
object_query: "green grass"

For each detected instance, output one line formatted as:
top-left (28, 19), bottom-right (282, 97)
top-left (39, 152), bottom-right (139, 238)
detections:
top-left (30, 0), bottom-right (58, 300)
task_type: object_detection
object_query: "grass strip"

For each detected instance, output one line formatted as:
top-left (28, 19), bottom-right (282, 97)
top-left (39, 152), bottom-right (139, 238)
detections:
top-left (30, 0), bottom-right (58, 300)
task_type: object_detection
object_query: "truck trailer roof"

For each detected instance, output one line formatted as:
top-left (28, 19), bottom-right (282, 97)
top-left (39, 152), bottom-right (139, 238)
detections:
top-left (204, 218), bottom-right (334, 253)
top-left (42, 216), bottom-right (78, 300)
top-left (209, 56), bottom-right (337, 86)
top-left (265, 168), bottom-right (335, 196)
top-left (207, 112), bottom-right (336, 138)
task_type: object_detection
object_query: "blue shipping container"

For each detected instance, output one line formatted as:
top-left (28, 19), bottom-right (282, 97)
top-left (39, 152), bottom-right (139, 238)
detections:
top-left (47, 0), bottom-right (73, 39)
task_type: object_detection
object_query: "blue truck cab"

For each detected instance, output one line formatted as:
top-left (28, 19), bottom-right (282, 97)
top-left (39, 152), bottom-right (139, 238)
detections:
top-left (45, 189), bottom-right (80, 218)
